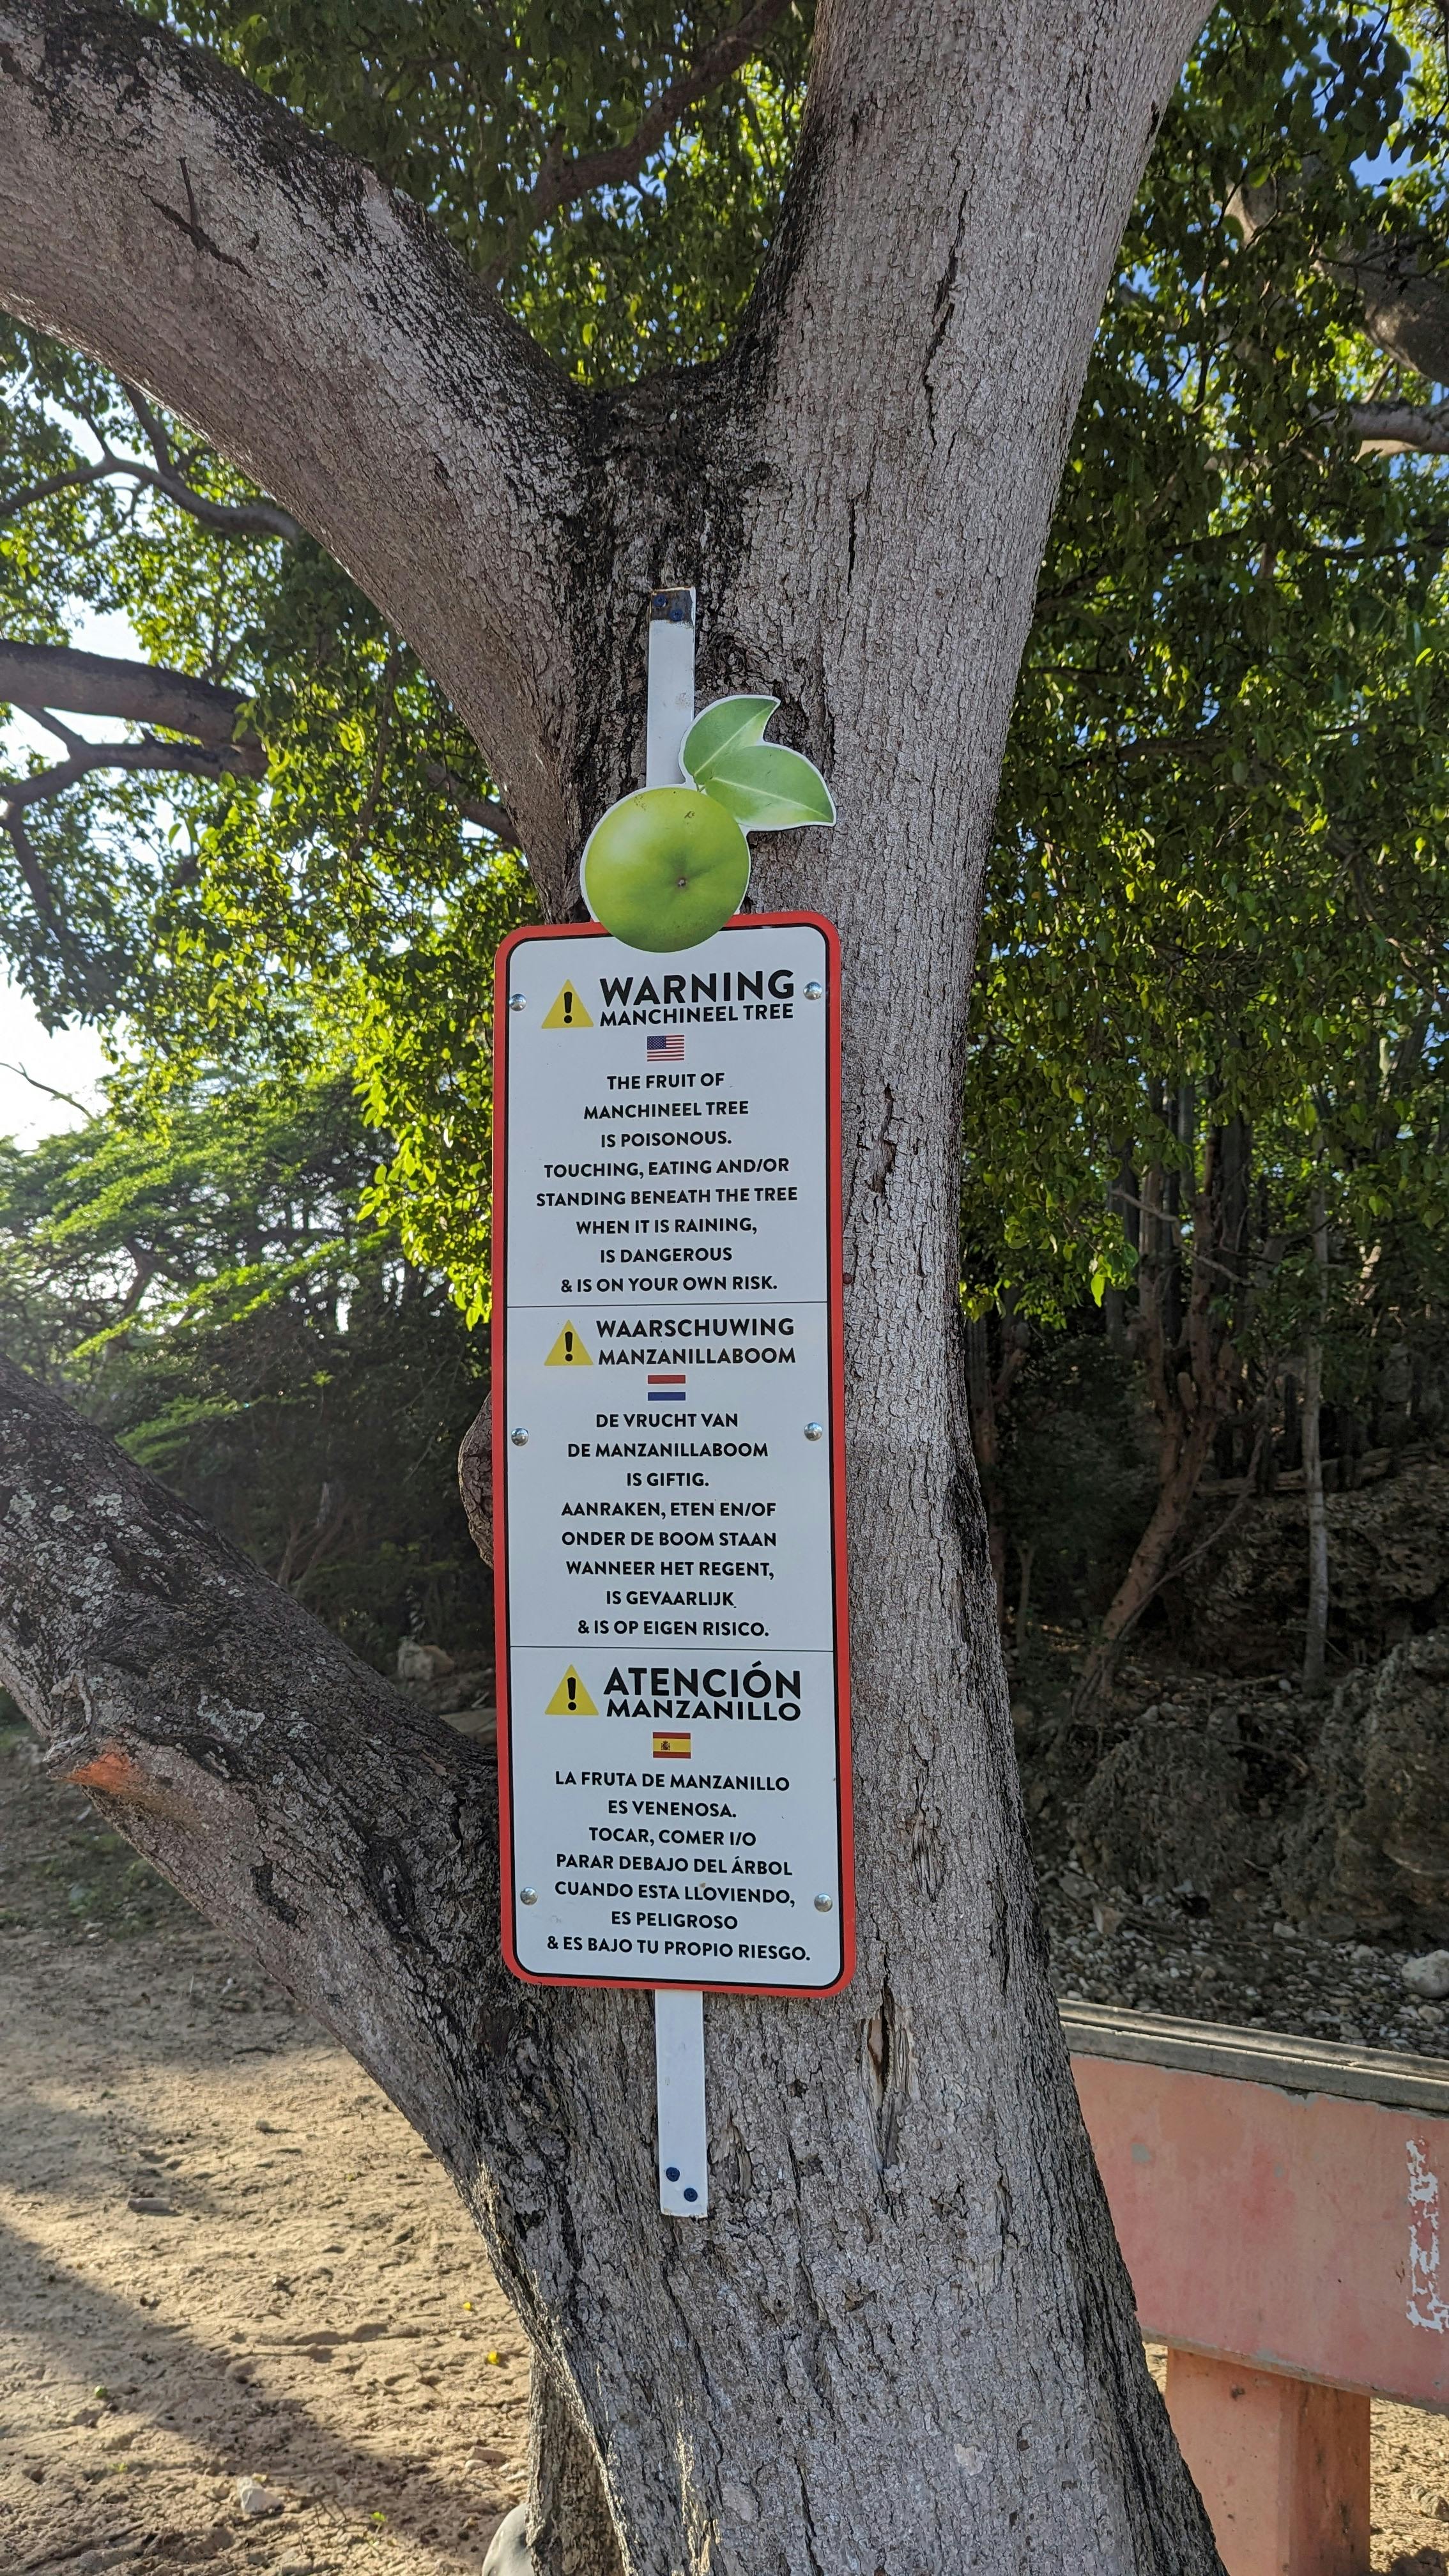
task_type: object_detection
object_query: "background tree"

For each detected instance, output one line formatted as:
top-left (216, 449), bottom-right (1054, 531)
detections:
top-left (0, 1064), bottom-right (492, 1664)
top-left (962, 0), bottom-right (1449, 1706)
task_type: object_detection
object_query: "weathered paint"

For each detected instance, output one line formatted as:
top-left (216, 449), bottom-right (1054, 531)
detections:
top-left (1070, 2050), bottom-right (1449, 2573)
top-left (1163, 2353), bottom-right (1369, 2576)
top-left (1071, 2050), bottom-right (1449, 2408)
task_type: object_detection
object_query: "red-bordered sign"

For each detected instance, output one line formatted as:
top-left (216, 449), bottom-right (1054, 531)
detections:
top-left (492, 913), bottom-right (853, 1995)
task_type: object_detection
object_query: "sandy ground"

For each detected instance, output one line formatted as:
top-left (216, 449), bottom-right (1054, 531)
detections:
top-left (0, 1722), bottom-right (526, 2576)
top-left (5, 1715), bottom-right (1449, 2576)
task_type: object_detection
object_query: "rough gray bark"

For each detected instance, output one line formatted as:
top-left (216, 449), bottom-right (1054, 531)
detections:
top-left (0, 3), bottom-right (1227, 2569)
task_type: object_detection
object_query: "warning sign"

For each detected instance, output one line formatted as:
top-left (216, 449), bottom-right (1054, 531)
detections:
top-left (544, 1321), bottom-right (592, 1367)
top-left (545, 1667), bottom-right (599, 1716)
top-left (542, 982), bottom-right (593, 1029)
top-left (492, 914), bottom-right (854, 1997)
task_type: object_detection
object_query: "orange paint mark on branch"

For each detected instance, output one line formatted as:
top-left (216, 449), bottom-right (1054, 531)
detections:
top-left (66, 1744), bottom-right (146, 1797)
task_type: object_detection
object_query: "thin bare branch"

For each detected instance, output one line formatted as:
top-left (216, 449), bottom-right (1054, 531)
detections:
top-left (422, 756), bottom-right (515, 838)
top-left (120, 383), bottom-right (303, 540)
top-left (1, 802), bottom-right (68, 933)
top-left (1, 737), bottom-right (264, 816)
top-left (0, 455), bottom-right (116, 526)
top-left (0, 1059), bottom-right (90, 1114)
top-left (489, 0), bottom-right (792, 280)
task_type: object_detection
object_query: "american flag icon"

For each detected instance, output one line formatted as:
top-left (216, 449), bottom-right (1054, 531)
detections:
top-left (647, 1032), bottom-right (684, 1062)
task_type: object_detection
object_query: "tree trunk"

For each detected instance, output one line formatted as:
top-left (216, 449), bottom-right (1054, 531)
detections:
top-left (1071, 1399), bottom-right (1222, 1717)
top-left (965, 1308), bottom-right (1027, 1632)
top-left (1301, 1192), bottom-right (1331, 1694)
top-left (1076, 1121), bottom-right (1243, 1719)
top-left (526, 2360), bottom-right (624, 2576)
top-left (0, 3), bottom-right (1225, 2567)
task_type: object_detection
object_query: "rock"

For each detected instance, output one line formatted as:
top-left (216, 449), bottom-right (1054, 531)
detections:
top-left (1277, 1633), bottom-right (1449, 1936)
top-left (236, 2474), bottom-right (284, 2518)
top-left (397, 1638), bottom-right (455, 1682)
top-left (1403, 1951), bottom-right (1449, 2000)
top-left (1182, 1452), bottom-right (1449, 1673)
top-left (1071, 1717), bottom-right (1258, 1901)
top-left (482, 2504), bottom-right (536, 2574)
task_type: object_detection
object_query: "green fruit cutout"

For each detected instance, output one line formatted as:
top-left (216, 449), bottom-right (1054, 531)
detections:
top-left (581, 696), bottom-right (834, 953)
top-left (582, 786), bottom-right (751, 953)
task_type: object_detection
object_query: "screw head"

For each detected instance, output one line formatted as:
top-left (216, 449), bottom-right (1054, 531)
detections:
top-left (804, 979), bottom-right (824, 1000)
top-left (508, 992), bottom-right (526, 1013)
top-left (814, 1892), bottom-right (834, 1912)
top-left (664, 2163), bottom-right (680, 2182)
top-left (683, 2186), bottom-right (699, 2204)
top-left (804, 1421), bottom-right (824, 1442)
top-left (519, 1886), bottom-right (538, 1906)
top-left (510, 1427), bottom-right (529, 1446)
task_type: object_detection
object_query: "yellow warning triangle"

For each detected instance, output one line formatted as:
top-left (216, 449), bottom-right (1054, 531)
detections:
top-left (542, 981), bottom-right (593, 1030)
top-left (545, 1321), bottom-right (592, 1367)
top-left (545, 1667), bottom-right (598, 1717)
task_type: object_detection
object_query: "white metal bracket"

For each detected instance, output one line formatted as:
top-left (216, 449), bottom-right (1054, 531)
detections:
top-left (655, 1988), bottom-right (709, 2217)
top-left (642, 583), bottom-right (710, 2220)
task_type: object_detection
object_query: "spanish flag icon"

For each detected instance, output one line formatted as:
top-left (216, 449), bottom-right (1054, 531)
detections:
top-left (652, 1730), bottom-right (691, 1759)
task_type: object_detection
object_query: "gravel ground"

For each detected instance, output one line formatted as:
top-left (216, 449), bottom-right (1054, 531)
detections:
top-left (1041, 1871), bottom-right (1448, 2057)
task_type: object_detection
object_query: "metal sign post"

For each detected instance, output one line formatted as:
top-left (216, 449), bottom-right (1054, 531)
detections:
top-left (492, 590), bottom-right (853, 2218)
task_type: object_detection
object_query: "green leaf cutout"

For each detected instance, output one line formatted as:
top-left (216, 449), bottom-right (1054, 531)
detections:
top-left (681, 695), bottom-right (836, 832)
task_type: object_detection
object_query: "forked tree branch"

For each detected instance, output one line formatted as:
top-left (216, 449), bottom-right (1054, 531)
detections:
top-left (119, 379), bottom-right (303, 539)
top-left (0, 639), bottom-right (265, 903)
top-left (2, 735), bottom-right (265, 814)
top-left (0, 424), bottom-right (302, 539)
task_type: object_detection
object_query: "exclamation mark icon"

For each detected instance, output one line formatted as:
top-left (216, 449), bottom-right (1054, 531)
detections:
top-left (542, 983), bottom-right (594, 1029)
top-left (545, 1667), bottom-right (599, 1715)
top-left (545, 1321), bottom-right (592, 1365)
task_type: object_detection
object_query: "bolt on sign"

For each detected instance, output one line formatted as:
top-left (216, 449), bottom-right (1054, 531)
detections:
top-left (492, 915), bottom-right (854, 1995)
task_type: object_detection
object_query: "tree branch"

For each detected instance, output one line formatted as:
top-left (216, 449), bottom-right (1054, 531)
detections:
top-left (1230, 176), bottom-right (1449, 401)
top-left (0, 0), bottom-right (585, 899)
top-left (0, 638), bottom-right (259, 745)
top-left (421, 756), bottom-right (515, 838)
top-left (1348, 399), bottom-right (1449, 456)
top-left (0, 454), bottom-right (118, 525)
top-left (1, 735), bottom-right (265, 814)
top-left (119, 381), bottom-right (303, 540)
top-left (1, 801), bottom-right (68, 933)
top-left (0, 1350), bottom-right (510, 2163)
top-left (526, 0), bottom-right (792, 232)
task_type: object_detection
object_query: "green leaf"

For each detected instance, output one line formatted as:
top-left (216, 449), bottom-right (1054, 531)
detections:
top-left (682, 696), bottom-right (835, 831)
top-left (698, 744), bottom-right (836, 830)
top-left (680, 694), bottom-right (778, 779)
